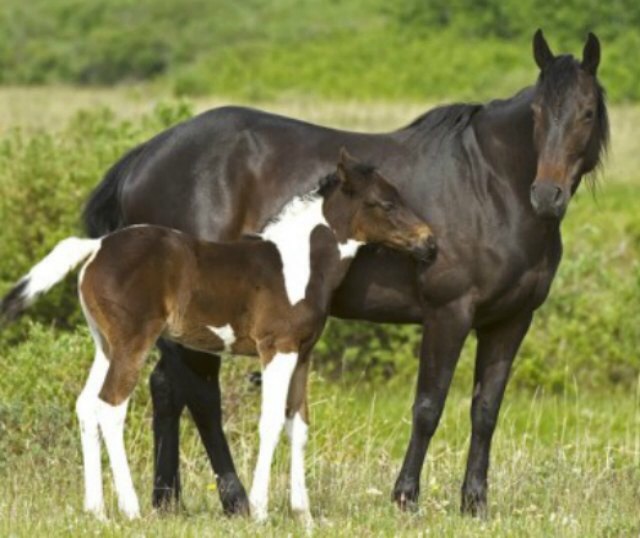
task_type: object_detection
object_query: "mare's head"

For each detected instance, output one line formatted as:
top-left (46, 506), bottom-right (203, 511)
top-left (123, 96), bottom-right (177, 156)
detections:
top-left (323, 149), bottom-right (437, 263)
top-left (529, 29), bottom-right (609, 219)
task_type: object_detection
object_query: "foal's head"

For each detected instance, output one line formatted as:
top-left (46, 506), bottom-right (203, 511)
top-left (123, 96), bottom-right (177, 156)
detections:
top-left (529, 29), bottom-right (609, 219)
top-left (323, 149), bottom-right (437, 262)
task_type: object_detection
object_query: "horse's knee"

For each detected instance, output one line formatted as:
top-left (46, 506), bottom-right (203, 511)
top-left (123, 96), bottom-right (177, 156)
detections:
top-left (413, 397), bottom-right (442, 438)
top-left (471, 397), bottom-right (498, 438)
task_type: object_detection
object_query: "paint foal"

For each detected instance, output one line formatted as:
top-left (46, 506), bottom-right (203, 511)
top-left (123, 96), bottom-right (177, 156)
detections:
top-left (1, 151), bottom-right (436, 521)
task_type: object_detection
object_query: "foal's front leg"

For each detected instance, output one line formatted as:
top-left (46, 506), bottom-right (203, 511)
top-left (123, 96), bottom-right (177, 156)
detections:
top-left (249, 351), bottom-right (298, 522)
top-left (285, 358), bottom-right (312, 523)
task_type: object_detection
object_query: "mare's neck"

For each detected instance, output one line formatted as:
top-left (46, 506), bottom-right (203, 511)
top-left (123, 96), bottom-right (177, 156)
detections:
top-left (474, 86), bottom-right (539, 197)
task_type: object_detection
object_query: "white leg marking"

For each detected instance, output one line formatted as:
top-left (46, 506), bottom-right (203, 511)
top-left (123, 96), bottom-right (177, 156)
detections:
top-left (76, 350), bottom-right (109, 519)
top-left (286, 412), bottom-right (312, 523)
top-left (249, 352), bottom-right (298, 522)
top-left (207, 323), bottom-right (236, 352)
top-left (97, 398), bottom-right (140, 519)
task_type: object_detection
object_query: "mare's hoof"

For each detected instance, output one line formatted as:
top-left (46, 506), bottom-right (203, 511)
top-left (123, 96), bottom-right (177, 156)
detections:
top-left (152, 486), bottom-right (181, 512)
top-left (392, 480), bottom-right (420, 512)
top-left (219, 476), bottom-right (250, 516)
top-left (461, 488), bottom-right (488, 518)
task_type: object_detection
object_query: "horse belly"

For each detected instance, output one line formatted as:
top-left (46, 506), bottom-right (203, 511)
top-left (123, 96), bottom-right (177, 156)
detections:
top-left (166, 323), bottom-right (258, 357)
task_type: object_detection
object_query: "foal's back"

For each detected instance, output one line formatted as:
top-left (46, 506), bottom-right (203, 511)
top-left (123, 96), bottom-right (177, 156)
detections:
top-left (80, 225), bottom-right (303, 359)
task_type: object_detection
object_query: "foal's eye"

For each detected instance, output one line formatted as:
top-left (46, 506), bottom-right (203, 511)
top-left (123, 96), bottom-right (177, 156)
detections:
top-left (583, 109), bottom-right (594, 121)
top-left (380, 201), bottom-right (395, 212)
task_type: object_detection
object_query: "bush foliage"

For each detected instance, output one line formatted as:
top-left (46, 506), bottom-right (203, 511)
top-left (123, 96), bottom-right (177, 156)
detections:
top-left (0, 103), bottom-right (638, 394)
top-left (1, 0), bottom-right (639, 102)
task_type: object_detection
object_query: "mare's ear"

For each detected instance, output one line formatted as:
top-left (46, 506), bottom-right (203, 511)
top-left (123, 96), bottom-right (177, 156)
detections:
top-left (533, 29), bottom-right (554, 71)
top-left (581, 32), bottom-right (600, 75)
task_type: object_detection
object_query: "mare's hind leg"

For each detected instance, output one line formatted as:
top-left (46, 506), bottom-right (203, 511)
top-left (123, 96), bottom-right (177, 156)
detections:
top-left (285, 358), bottom-right (312, 524)
top-left (76, 347), bottom-right (110, 518)
top-left (249, 350), bottom-right (298, 521)
top-left (149, 340), bottom-right (186, 510)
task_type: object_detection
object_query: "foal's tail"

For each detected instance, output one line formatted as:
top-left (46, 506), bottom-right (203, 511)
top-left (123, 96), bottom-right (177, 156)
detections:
top-left (0, 237), bottom-right (101, 323)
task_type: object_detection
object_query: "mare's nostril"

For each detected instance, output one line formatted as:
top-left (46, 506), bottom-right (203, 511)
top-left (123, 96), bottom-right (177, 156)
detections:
top-left (553, 186), bottom-right (563, 203)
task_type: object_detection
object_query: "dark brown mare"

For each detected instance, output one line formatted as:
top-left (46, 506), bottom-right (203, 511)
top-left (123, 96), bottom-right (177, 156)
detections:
top-left (80, 30), bottom-right (608, 517)
top-left (0, 152), bottom-right (436, 521)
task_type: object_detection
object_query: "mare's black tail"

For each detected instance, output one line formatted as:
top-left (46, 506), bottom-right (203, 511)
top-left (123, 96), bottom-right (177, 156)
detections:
top-left (82, 142), bottom-right (148, 237)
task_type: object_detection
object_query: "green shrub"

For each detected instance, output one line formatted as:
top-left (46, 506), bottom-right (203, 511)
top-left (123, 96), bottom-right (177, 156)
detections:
top-left (0, 104), bottom-right (638, 399)
top-left (1, 0), bottom-right (639, 102)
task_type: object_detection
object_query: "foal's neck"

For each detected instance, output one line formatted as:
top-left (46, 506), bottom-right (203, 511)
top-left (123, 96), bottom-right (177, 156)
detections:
top-left (260, 192), bottom-right (362, 305)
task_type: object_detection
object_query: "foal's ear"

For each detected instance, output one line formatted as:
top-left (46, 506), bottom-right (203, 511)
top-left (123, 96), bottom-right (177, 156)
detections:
top-left (337, 147), bottom-right (357, 194)
top-left (533, 29), bottom-right (554, 71)
top-left (581, 32), bottom-right (600, 75)
top-left (339, 147), bottom-right (358, 167)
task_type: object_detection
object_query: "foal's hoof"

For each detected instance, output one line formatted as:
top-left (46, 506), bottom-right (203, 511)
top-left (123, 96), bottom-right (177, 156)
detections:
top-left (219, 476), bottom-right (250, 517)
top-left (84, 505), bottom-right (107, 521)
top-left (392, 480), bottom-right (420, 512)
top-left (293, 508), bottom-right (314, 531)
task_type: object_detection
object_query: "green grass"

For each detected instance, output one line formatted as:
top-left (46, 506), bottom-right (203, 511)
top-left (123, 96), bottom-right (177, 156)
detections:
top-left (1, 366), bottom-right (639, 536)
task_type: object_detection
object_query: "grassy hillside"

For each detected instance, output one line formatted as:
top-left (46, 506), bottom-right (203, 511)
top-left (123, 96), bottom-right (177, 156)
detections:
top-left (1, 0), bottom-right (639, 101)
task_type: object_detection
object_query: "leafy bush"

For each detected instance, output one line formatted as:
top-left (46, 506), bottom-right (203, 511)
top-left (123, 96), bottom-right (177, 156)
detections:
top-left (1, 0), bottom-right (639, 101)
top-left (1, 103), bottom-right (638, 394)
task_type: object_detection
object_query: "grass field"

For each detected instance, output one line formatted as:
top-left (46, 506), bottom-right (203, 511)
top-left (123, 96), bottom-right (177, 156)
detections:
top-left (0, 88), bottom-right (639, 536)
top-left (1, 370), bottom-right (639, 537)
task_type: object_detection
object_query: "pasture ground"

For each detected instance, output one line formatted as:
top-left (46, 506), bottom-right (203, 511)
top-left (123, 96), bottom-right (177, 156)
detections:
top-left (0, 87), bottom-right (638, 537)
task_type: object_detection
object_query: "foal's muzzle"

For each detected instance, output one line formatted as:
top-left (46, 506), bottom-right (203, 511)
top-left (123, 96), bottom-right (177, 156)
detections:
top-left (412, 235), bottom-right (438, 264)
top-left (530, 181), bottom-right (568, 219)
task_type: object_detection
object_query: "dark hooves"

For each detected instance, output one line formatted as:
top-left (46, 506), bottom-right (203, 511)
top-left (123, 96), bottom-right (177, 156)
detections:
top-left (460, 491), bottom-right (488, 518)
top-left (219, 477), bottom-right (251, 517)
top-left (152, 487), bottom-right (184, 514)
top-left (392, 482), bottom-right (420, 512)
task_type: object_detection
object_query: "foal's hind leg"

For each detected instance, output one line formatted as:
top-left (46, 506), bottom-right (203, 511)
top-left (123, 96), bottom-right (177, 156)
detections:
top-left (76, 347), bottom-right (110, 518)
top-left (249, 350), bottom-right (298, 522)
top-left (97, 326), bottom-right (163, 519)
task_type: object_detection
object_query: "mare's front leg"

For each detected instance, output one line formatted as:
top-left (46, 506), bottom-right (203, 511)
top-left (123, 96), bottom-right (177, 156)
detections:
top-left (461, 311), bottom-right (533, 516)
top-left (393, 299), bottom-right (473, 510)
top-left (249, 350), bottom-right (299, 521)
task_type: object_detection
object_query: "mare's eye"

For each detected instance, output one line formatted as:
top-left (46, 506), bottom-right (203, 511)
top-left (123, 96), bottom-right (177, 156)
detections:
top-left (380, 201), bottom-right (394, 212)
top-left (584, 109), bottom-right (594, 121)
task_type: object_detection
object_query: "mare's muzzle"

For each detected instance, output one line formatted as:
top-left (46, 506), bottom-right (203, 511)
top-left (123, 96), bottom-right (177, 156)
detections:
top-left (530, 181), bottom-right (569, 219)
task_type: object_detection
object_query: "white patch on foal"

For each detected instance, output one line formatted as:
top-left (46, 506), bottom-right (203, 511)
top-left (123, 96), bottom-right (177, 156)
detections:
top-left (261, 196), bottom-right (328, 305)
top-left (249, 352), bottom-right (298, 521)
top-left (207, 323), bottom-right (236, 352)
top-left (338, 238), bottom-right (364, 260)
